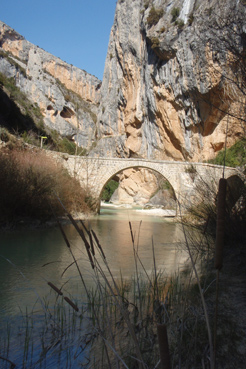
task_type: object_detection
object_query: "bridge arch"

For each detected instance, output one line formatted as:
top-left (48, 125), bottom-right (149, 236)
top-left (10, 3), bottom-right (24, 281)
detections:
top-left (97, 164), bottom-right (178, 213)
top-left (54, 154), bottom-right (242, 215)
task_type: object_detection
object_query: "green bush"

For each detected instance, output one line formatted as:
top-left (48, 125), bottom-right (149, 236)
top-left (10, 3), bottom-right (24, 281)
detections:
top-left (171, 7), bottom-right (180, 22)
top-left (188, 13), bottom-right (194, 25)
top-left (147, 7), bottom-right (164, 27)
top-left (101, 179), bottom-right (119, 202)
top-left (208, 138), bottom-right (246, 168)
top-left (176, 19), bottom-right (185, 29)
top-left (57, 137), bottom-right (77, 155)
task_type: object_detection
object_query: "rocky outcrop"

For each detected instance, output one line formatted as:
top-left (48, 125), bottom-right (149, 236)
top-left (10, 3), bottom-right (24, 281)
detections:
top-left (109, 168), bottom-right (175, 207)
top-left (0, 21), bottom-right (101, 149)
top-left (144, 190), bottom-right (176, 210)
top-left (94, 0), bottom-right (246, 161)
top-left (110, 168), bottom-right (159, 205)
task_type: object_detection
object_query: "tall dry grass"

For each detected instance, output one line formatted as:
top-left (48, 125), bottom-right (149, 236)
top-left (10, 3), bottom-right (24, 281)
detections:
top-left (0, 148), bottom-right (92, 225)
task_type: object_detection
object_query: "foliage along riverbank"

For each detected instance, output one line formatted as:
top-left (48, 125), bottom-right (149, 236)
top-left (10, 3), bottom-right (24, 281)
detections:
top-left (0, 145), bottom-right (93, 229)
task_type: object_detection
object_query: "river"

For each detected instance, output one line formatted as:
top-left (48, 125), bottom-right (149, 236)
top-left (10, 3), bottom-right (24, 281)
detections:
top-left (0, 205), bottom-right (188, 368)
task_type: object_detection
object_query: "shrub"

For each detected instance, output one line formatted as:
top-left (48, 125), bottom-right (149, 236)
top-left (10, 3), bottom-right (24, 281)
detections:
top-left (150, 37), bottom-right (160, 49)
top-left (188, 13), bottom-right (194, 25)
top-left (101, 179), bottom-right (119, 202)
top-left (208, 138), bottom-right (246, 168)
top-left (144, 1), bottom-right (150, 10)
top-left (176, 19), bottom-right (185, 29)
top-left (0, 127), bottom-right (11, 143)
top-left (185, 164), bottom-right (197, 174)
top-left (0, 148), bottom-right (92, 225)
top-left (147, 7), bottom-right (164, 27)
top-left (21, 130), bottom-right (40, 146)
top-left (57, 137), bottom-right (77, 155)
top-left (171, 7), bottom-right (180, 22)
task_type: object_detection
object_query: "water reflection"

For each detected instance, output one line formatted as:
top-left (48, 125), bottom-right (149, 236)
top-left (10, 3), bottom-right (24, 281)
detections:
top-left (0, 206), bottom-right (188, 318)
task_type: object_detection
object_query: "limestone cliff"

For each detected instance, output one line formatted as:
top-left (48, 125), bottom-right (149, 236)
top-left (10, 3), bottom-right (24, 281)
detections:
top-left (0, 21), bottom-right (101, 149)
top-left (110, 168), bottom-right (159, 205)
top-left (1, 2), bottom-right (246, 206)
top-left (94, 0), bottom-right (246, 161)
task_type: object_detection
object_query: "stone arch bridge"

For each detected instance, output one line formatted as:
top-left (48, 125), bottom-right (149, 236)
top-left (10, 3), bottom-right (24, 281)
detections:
top-left (53, 154), bottom-right (242, 214)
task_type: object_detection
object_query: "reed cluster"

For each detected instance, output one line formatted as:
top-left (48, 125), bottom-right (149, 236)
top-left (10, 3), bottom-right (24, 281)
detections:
top-left (42, 207), bottom-right (220, 369)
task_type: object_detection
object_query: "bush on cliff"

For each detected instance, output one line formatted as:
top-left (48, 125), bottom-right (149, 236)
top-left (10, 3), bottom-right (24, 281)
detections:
top-left (147, 7), bottom-right (164, 27)
top-left (208, 138), bottom-right (246, 169)
top-left (0, 148), bottom-right (92, 225)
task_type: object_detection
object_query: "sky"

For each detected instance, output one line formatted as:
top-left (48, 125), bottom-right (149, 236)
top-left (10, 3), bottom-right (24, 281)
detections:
top-left (1, 0), bottom-right (117, 80)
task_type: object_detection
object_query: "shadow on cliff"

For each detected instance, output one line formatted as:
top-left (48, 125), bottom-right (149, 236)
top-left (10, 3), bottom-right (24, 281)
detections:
top-left (0, 84), bottom-right (41, 135)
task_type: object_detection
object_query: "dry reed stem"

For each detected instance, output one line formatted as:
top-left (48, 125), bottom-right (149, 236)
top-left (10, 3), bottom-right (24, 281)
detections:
top-left (91, 229), bottom-right (106, 259)
top-left (56, 216), bottom-right (113, 369)
top-left (178, 203), bottom-right (214, 369)
top-left (157, 324), bottom-right (171, 369)
top-left (0, 356), bottom-right (16, 368)
top-left (91, 254), bottom-right (145, 369)
top-left (214, 178), bottom-right (227, 270)
top-left (47, 282), bottom-right (63, 296)
top-left (214, 178), bottom-right (227, 368)
top-left (64, 296), bottom-right (79, 312)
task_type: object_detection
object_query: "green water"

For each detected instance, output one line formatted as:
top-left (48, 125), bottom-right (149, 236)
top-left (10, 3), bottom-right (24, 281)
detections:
top-left (0, 206), bottom-right (187, 368)
top-left (0, 206), bottom-right (186, 317)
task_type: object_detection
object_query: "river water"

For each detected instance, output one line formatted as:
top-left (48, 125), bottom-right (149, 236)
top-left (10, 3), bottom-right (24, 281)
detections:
top-left (0, 205), bottom-right (188, 367)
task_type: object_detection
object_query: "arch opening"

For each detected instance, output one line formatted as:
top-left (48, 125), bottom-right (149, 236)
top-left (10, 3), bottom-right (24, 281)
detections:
top-left (97, 166), bottom-right (177, 216)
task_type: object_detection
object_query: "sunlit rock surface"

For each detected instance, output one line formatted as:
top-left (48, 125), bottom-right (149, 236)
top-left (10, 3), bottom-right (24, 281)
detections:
top-left (95, 0), bottom-right (245, 161)
top-left (0, 21), bottom-right (101, 148)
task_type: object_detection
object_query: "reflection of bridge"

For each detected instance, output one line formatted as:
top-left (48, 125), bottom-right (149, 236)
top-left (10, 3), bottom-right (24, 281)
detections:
top-left (54, 154), bottom-right (241, 213)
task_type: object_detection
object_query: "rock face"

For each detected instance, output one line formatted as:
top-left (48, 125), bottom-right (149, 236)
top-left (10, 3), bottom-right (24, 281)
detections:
top-left (109, 168), bottom-right (176, 208)
top-left (0, 21), bottom-right (101, 149)
top-left (110, 168), bottom-right (159, 205)
top-left (1, 1), bottom-right (246, 206)
top-left (144, 190), bottom-right (176, 210)
top-left (94, 0), bottom-right (246, 161)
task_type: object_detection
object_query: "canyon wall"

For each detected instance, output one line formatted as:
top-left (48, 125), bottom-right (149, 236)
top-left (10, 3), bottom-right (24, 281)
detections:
top-left (1, 1), bottom-right (246, 206)
top-left (0, 21), bottom-right (101, 149)
top-left (93, 0), bottom-right (246, 161)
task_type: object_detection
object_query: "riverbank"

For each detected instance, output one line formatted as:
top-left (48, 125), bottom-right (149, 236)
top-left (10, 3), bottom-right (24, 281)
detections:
top-left (102, 201), bottom-right (177, 217)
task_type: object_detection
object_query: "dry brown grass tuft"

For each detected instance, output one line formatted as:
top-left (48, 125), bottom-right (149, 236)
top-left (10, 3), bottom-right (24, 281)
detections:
top-left (0, 147), bottom-right (92, 225)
